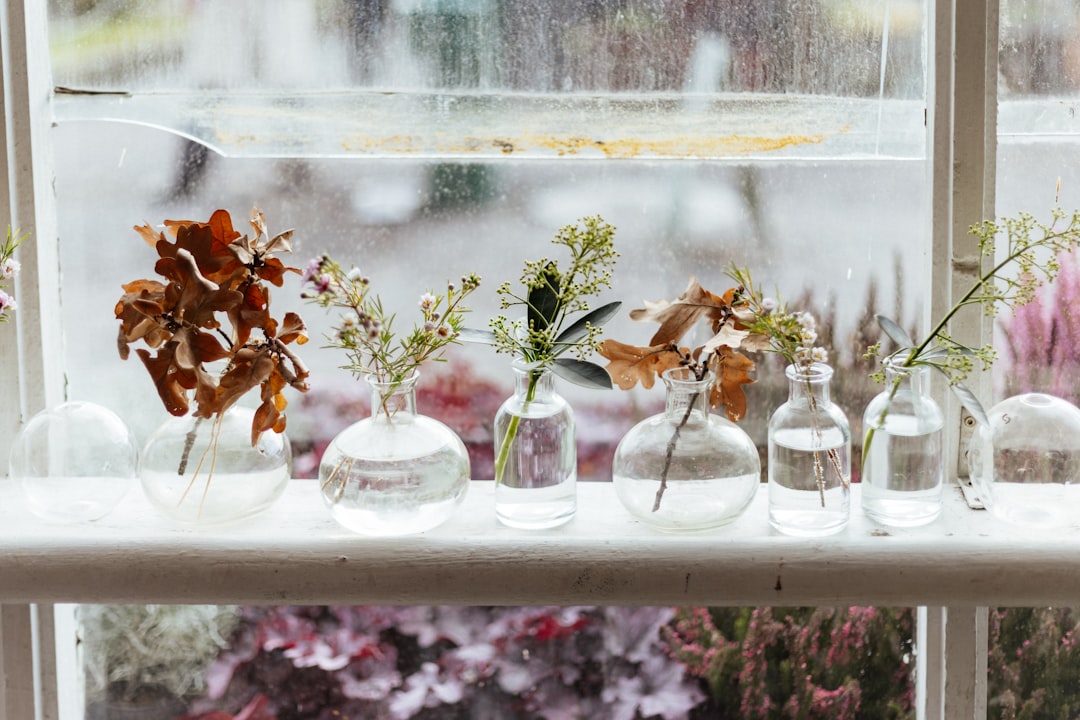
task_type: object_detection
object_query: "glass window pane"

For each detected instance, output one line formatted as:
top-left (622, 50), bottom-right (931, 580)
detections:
top-left (50, 1), bottom-right (927, 160)
top-left (996, 0), bottom-right (1080, 407)
top-left (78, 604), bottom-right (917, 718)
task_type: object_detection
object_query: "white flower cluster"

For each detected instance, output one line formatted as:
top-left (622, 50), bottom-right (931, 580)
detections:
top-left (0, 238), bottom-right (21, 321)
top-left (794, 312), bottom-right (829, 366)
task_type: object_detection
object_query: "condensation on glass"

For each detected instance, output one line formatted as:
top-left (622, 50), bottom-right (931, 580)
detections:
top-left (50, 3), bottom-right (930, 716)
top-left (50, 0), bottom-right (927, 160)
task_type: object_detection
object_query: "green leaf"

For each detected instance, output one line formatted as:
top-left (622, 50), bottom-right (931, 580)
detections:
top-left (457, 327), bottom-right (497, 344)
top-left (528, 262), bottom-right (561, 332)
top-left (876, 314), bottom-right (915, 348)
top-left (950, 381), bottom-right (989, 426)
top-left (552, 358), bottom-right (613, 389)
top-left (554, 301), bottom-right (622, 345)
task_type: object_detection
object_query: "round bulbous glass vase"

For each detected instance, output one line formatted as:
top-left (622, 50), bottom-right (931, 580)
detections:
top-left (768, 363), bottom-right (851, 537)
top-left (612, 367), bottom-right (759, 532)
top-left (493, 362), bottom-right (576, 529)
top-left (140, 406), bottom-right (290, 525)
top-left (861, 362), bottom-right (945, 527)
top-left (319, 372), bottom-right (470, 536)
top-left (10, 401), bottom-right (138, 523)
top-left (968, 393), bottom-right (1080, 528)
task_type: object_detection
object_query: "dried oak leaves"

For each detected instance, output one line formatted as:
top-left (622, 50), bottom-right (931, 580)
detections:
top-left (598, 276), bottom-right (767, 422)
top-left (115, 209), bottom-right (309, 445)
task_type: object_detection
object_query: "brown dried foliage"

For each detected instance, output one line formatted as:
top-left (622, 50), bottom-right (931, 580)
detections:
top-left (116, 208), bottom-right (310, 444)
top-left (598, 276), bottom-right (760, 422)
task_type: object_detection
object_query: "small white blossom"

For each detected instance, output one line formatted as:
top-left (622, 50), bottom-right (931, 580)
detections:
top-left (761, 297), bottom-right (777, 313)
top-left (346, 267), bottom-right (365, 282)
top-left (419, 293), bottom-right (436, 310)
top-left (0, 257), bottom-right (19, 279)
top-left (800, 328), bottom-right (817, 344)
top-left (798, 312), bottom-right (816, 330)
top-left (811, 346), bottom-right (829, 363)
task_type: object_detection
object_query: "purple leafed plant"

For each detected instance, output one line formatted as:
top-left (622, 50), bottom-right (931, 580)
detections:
top-left (189, 605), bottom-right (704, 720)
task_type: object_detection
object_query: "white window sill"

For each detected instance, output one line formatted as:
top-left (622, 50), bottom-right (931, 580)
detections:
top-left (0, 479), bottom-right (1061, 606)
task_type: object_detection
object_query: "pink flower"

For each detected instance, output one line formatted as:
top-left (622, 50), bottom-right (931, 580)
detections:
top-left (0, 289), bottom-right (15, 315)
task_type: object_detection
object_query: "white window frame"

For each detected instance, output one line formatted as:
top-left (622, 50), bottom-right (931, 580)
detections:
top-left (0, 0), bottom-right (1013, 718)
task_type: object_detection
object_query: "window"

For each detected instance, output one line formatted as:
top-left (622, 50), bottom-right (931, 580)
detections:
top-left (0, 0), bottom-right (1056, 718)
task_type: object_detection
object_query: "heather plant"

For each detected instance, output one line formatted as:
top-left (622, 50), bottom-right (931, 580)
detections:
top-left (987, 607), bottom-right (1080, 720)
top-left (999, 248), bottom-right (1080, 404)
top-left (664, 606), bottom-right (915, 720)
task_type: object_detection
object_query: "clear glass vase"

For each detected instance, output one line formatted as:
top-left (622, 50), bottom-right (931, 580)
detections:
top-left (493, 362), bottom-right (575, 529)
top-left (768, 363), bottom-right (851, 536)
top-left (10, 401), bottom-right (138, 523)
top-left (968, 393), bottom-right (1080, 528)
top-left (140, 406), bottom-right (290, 524)
top-left (612, 367), bottom-right (759, 532)
top-left (861, 361), bottom-right (944, 526)
top-left (319, 371), bottom-right (470, 536)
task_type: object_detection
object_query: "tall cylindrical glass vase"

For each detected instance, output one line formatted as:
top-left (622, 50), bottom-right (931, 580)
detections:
top-left (861, 362), bottom-right (944, 526)
top-left (768, 363), bottom-right (851, 536)
top-left (493, 362), bottom-right (576, 529)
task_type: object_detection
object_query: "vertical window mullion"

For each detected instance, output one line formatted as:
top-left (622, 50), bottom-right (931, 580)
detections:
top-left (929, 0), bottom-right (998, 715)
top-left (1, 0), bottom-right (67, 717)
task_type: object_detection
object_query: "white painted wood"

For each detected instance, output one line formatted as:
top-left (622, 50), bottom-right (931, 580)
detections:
top-left (919, 607), bottom-right (946, 720)
top-left (0, 480), bottom-right (1067, 607)
top-left (3, 0), bottom-right (65, 430)
top-left (51, 606), bottom-right (79, 720)
top-left (0, 605), bottom-right (36, 720)
top-left (945, 606), bottom-right (989, 720)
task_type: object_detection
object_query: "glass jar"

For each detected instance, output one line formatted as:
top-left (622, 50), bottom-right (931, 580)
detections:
top-left (319, 371), bottom-right (470, 536)
top-left (968, 393), bottom-right (1080, 528)
top-left (493, 362), bottom-right (575, 529)
top-left (861, 361), bottom-right (945, 526)
top-left (10, 401), bottom-right (138, 523)
top-left (140, 406), bottom-right (290, 524)
top-left (612, 367), bottom-right (759, 531)
top-left (768, 363), bottom-right (851, 536)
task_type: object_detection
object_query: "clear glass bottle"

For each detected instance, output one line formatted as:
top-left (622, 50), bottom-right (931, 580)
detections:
top-left (319, 371), bottom-right (470, 536)
top-left (612, 367), bottom-right (759, 532)
top-left (140, 406), bottom-right (290, 524)
top-left (494, 362), bottom-right (575, 529)
top-left (861, 361), bottom-right (944, 526)
top-left (768, 363), bottom-right (851, 536)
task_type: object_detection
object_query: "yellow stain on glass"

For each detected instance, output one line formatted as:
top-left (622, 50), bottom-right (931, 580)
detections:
top-left (342, 131), bottom-right (832, 157)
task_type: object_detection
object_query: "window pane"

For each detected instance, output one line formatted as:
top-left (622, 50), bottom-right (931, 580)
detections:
top-left (988, 607), bottom-right (1080, 719)
top-left (50, 1), bottom-right (927, 160)
top-left (78, 604), bottom-right (917, 718)
top-left (996, 0), bottom-right (1080, 408)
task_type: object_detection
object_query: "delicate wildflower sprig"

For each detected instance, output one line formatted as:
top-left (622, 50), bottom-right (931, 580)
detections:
top-left (726, 265), bottom-right (829, 369)
top-left (0, 227), bottom-right (27, 323)
top-left (485, 215), bottom-right (621, 382)
top-left (865, 208), bottom-right (1080, 440)
top-left (726, 264), bottom-right (847, 503)
top-left (302, 254), bottom-right (480, 414)
top-left (467, 216), bottom-right (620, 486)
top-left (859, 208), bottom-right (1080, 470)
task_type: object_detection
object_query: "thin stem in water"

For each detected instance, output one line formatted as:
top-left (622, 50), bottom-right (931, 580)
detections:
top-left (653, 390), bottom-right (698, 512)
top-left (494, 369), bottom-right (541, 485)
